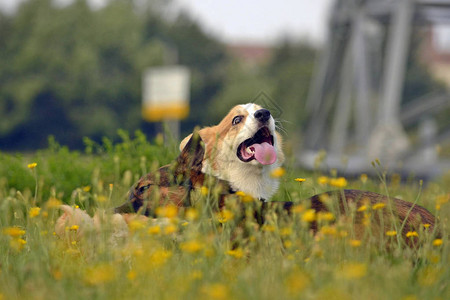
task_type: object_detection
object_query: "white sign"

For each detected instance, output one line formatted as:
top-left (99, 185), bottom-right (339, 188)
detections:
top-left (142, 66), bottom-right (190, 121)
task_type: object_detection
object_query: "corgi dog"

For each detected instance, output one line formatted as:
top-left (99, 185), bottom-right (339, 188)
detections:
top-left (117, 103), bottom-right (436, 246)
top-left (179, 103), bottom-right (284, 200)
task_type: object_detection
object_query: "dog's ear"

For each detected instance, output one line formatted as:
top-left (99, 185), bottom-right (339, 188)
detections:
top-left (180, 133), bottom-right (193, 152)
top-left (175, 128), bottom-right (205, 175)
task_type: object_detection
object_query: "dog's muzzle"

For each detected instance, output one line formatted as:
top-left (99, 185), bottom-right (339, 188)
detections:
top-left (237, 126), bottom-right (277, 165)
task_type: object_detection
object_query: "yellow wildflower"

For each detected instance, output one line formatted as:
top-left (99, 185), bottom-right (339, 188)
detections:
top-left (294, 178), bottom-right (306, 183)
top-left (292, 204), bottom-right (305, 214)
top-left (190, 270), bottom-right (203, 280)
top-left (235, 191), bottom-right (246, 197)
top-left (435, 195), bottom-right (449, 211)
top-left (46, 197), bottom-right (62, 208)
top-left (280, 227), bottom-right (292, 236)
top-left (284, 240), bottom-right (293, 249)
top-left (82, 186), bottom-right (91, 192)
top-left (319, 193), bottom-right (331, 204)
top-left (436, 194), bottom-right (449, 205)
top-left (360, 173), bottom-right (368, 184)
top-left (185, 207), bottom-right (199, 221)
top-left (236, 191), bottom-right (254, 203)
top-left (357, 205), bottom-right (367, 212)
top-left (128, 219), bottom-right (146, 232)
top-left (70, 225), bottom-right (79, 231)
top-left (149, 249), bottom-right (172, 267)
top-left (340, 263), bottom-right (367, 279)
top-left (406, 231), bottom-right (418, 238)
top-left (362, 212), bottom-right (371, 226)
top-left (27, 162), bottom-right (37, 169)
top-left (10, 238), bottom-right (27, 252)
top-left (201, 283), bottom-right (229, 300)
top-left (317, 176), bottom-right (329, 185)
top-left (417, 266), bottom-right (442, 287)
top-left (97, 195), bottom-right (107, 203)
top-left (85, 264), bottom-right (116, 285)
top-left (148, 225), bottom-right (161, 235)
top-left (155, 205), bottom-right (178, 219)
top-left (422, 223), bottom-right (431, 229)
top-left (317, 212), bottom-right (335, 222)
top-left (217, 209), bottom-right (234, 223)
top-left (52, 269), bottom-right (63, 281)
top-left (227, 247), bottom-right (244, 259)
top-left (301, 209), bottom-right (316, 223)
top-left (270, 167), bottom-right (286, 178)
top-left (180, 240), bottom-right (204, 254)
top-left (386, 230), bottom-right (397, 236)
top-left (349, 239), bottom-right (362, 247)
top-left (339, 230), bottom-right (348, 237)
top-left (432, 239), bottom-right (443, 247)
top-left (164, 224), bottom-right (177, 235)
top-left (200, 186), bottom-right (209, 196)
top-left (127, 270), bottom-right (137, 281)
top-left (3, 227), bottom-right (26, 238)
top-left (262, 224), bottom-right (276, 232)
top-left (285, 271), bottom-right (311, 295)
top-left (320, 225), bottom-right (337, 236)
top-left (372, 203), bottom-right (386, 210)
top-left (29, 207), bottom-right (41, 218)
top-left (329, 177), bottom-right (347, 188)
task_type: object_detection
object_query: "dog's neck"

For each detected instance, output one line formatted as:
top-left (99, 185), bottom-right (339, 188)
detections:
top-left (202, 156), bottom-right (281, 200)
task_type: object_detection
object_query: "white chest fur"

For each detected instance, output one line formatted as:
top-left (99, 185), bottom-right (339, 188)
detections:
top-left (202, 157), bottom-right (281, 200)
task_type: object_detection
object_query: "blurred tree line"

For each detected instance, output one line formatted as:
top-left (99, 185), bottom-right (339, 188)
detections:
top-left (0, 0), bottom-right (317, 151)
top-left (0, 0), bottom-right (227, 150)
top-left (0, 0), bottom-right (444, 151)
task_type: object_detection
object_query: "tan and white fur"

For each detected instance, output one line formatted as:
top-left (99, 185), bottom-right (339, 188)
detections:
top-left (180, 103), bottom-right (284, 200)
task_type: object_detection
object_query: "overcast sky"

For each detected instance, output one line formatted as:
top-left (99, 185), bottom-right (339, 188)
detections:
top-left (0, 0), bottom-right (333, 45)
top-left (175, 0), bottom-right (333, 45)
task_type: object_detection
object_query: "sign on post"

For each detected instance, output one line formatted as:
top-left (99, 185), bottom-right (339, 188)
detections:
top-left (142, 66), bottom-right (190, 122)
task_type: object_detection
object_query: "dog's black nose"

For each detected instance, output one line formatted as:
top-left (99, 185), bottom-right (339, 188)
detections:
top-left (254, 109), bottom-right (271, 123)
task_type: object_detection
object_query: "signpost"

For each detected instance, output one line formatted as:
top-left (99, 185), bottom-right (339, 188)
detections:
top-left (142, 66), bottom-right (190, 142)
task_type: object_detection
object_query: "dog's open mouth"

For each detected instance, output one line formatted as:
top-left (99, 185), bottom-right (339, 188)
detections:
top-left (237, 127), bottom-right (277, 165)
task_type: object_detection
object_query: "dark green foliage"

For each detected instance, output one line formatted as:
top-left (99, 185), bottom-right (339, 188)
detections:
top-left (0, 0), bottom-right (226, 150)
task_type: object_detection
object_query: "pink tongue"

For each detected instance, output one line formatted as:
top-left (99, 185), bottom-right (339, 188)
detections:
top-left (249, 142), bottom-right (277, 165)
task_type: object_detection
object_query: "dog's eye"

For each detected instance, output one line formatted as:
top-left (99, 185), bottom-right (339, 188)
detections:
top-left (138, 184), bottom-right (151, 194)
top-left (232, 115), bottom-right (243, 125)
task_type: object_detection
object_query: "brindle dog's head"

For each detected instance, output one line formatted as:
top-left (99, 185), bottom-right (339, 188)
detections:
top-left (114, 131), bottom-right (206, 216)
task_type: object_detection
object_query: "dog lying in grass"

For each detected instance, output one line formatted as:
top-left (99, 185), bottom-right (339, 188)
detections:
top-left (57, 103), bottom-right (437, 247)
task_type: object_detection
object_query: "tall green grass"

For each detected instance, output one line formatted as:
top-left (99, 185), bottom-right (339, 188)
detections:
top-left (0, 132), bottom-right (448, 300)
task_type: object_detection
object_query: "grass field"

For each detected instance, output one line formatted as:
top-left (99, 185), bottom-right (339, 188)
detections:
top-left (0, 132), bottom-right (449, 300)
